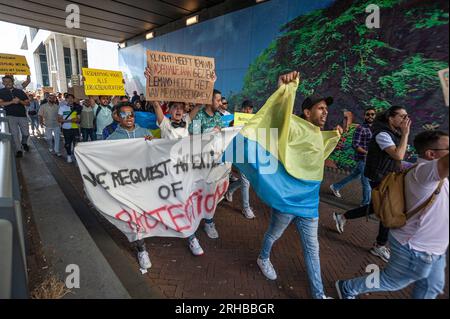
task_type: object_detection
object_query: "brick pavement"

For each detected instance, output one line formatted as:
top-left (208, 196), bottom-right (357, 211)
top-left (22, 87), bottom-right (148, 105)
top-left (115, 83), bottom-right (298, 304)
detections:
top-left (28, 136), bottom-right (449, 299)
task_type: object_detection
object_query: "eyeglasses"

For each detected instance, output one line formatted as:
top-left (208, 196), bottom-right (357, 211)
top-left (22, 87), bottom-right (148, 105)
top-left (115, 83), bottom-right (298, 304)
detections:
top-left (119, 111), bottom-right (134, 119)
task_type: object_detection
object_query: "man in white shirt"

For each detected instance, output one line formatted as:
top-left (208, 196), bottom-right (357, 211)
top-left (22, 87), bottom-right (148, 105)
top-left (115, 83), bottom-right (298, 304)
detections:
top-left (154, 101), bottom-right (200, 140)
top-left (336, 130), bottom-right (449, 299)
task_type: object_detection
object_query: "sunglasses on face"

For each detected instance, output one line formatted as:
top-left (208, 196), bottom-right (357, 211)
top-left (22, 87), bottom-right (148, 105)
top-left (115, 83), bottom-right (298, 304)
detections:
top-left (119, 111), bottom-right (135, 119)
top-left (365, 112), bottom-right (376, 116)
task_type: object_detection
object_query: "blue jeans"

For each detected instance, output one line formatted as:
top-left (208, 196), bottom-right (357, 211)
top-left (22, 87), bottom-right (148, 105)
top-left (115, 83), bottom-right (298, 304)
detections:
top-left (333, 160), bottom-right (371, 205)
top-left (228, 171), bottom-right (250, 209)
top-left (341, 235), bottom-right (447, 299)
top-left (29, 115), bottom-right (39, 132)
top-left (259, 209), bottom-right (324, 299)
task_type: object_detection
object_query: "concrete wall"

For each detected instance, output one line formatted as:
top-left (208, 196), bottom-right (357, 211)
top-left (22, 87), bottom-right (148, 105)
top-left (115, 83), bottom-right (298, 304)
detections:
top-left (118, 0), bottom-right (334, 96)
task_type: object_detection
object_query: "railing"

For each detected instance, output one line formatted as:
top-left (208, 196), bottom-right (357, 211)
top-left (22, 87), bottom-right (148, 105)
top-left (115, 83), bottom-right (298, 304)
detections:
top-left (0, 108), bottom-right (28, 299)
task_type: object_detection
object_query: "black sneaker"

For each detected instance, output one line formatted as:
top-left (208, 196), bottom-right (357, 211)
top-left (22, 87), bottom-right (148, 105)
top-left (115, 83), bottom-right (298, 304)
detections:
top-left (16, 151), bottom-right (23, 158)
top-left (22, 144), bottom-right (30, 152)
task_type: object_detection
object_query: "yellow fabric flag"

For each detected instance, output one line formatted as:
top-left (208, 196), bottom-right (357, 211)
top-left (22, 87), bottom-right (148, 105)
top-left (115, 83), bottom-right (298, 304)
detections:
top-left (241, 79), bottom-right (340, 181)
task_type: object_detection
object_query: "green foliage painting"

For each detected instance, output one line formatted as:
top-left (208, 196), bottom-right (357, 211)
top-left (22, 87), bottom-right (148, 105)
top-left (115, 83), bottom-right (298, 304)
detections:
top-left (234, 0), bottom-right (449, 170)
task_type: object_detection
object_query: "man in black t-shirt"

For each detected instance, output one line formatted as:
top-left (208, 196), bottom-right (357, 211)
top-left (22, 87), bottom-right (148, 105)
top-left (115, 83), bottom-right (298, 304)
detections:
top-left (0, 75), bottom-right (31, 157)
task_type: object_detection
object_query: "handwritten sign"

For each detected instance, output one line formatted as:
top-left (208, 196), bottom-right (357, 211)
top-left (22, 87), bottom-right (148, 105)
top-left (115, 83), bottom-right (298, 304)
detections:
top-left (74, 128), bottom-right (240, 241)
top-left (42, 86), bottom-right (54, 93)
top-left (146, 50), bottom-right (215, 105)
top-left (234, 112), bottom-right (255, 127)
top-left (438, 68), bottom-right (449, 107)
top-left (0, 53), bottom-right (30, 75)
top-left (82, 67), bottom-right (125, 96)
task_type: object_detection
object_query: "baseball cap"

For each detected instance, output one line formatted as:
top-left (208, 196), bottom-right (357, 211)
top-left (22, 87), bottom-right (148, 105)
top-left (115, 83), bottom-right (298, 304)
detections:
top-left (301, 94), bottom-right (333, 111)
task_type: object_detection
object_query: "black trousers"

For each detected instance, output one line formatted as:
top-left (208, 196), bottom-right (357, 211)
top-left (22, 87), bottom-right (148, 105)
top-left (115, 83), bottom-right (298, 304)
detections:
top-left (343, 180), bottom-right (389, 246)
top-left (135, 239), bottom-right (146, 252)
top-left (62, 128), bottom-right (80, 156)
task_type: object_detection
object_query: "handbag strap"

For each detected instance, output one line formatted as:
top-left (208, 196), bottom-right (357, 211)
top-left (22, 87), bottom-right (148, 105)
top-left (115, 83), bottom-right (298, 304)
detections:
top-left (405, 179), bottom-right (445, 220)
top-left (64, 109), bottom-right (75, 121)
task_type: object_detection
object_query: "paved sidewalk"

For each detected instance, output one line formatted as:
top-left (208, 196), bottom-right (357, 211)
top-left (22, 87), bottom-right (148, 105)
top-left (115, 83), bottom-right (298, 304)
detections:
top-left (24, 136), bottom-right (449, 299)
top-left (18, 137), bottom-right (130, 299)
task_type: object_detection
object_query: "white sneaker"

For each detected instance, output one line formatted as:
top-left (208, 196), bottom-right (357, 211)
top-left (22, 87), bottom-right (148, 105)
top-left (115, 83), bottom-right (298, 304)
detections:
top-left (56, 152), bottom-right (62, 157)
top-left (225, 191), bottom-right (233, 202)
top-left (330, 184), bottom-right (342, 198)
top-left (333, 212), bottom-right (346, 234)
top-left (137, 250), bottom-right (152, 269)
top-left (48, 148), bottom-right (53, 153)
top-left (189, 237), bottom-right (204, 256)
top-left (66, 155), bottom-right (73, 163)
top-left (204, 222), bottom-right (219, 239)
top-left (370, 244), bottom-right (390, 262)
top-left (242, 207), bottom-right (255, 219)
top-left (321, 295), bottom-right (334, 299)
top-left (257, 258), bottom-right (277, 280)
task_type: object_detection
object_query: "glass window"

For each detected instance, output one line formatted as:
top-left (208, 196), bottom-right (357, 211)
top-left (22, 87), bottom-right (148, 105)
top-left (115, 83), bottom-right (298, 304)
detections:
top-left (63, 47), bottom-right (72, 83)
top-left (38, 44), bottom-right (50, 87)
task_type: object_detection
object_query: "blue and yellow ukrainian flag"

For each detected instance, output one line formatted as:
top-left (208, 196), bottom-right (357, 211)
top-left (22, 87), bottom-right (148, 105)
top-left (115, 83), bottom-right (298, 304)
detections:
top-left (226, 79), bottom-right (341, 217)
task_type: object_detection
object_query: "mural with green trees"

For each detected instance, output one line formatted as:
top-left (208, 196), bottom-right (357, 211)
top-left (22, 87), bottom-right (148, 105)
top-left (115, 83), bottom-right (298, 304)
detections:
top-left (228, 0), bottom-right (449, 170)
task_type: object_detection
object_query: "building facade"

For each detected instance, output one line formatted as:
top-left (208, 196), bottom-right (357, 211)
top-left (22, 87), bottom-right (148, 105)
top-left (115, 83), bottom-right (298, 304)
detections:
top-left (19, 28), bottom-right (88, 93)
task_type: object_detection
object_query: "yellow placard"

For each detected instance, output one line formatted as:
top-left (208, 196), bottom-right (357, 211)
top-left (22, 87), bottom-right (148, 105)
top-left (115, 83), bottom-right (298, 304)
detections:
top-left (0, 53), bottom-right (30, 75)
top-left (146, 50), bottom-right (215, 105)
top-left (234, 112), bottom-right (255, 127)
top-left (68, 85), bottom-right (89, 99)
top-left (82, 67), bottom-right (125, 96)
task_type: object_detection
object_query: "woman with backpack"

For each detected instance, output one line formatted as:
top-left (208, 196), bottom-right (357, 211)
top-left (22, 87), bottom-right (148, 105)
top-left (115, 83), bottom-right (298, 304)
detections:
top-left (332, 106), bottom-right (411, 262)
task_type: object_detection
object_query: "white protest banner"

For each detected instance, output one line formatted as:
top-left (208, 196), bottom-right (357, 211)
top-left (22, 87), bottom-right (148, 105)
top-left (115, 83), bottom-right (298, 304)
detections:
top-left (74, 128), bottom-right (240, 242)
top-left (146, 50), bottom-right (215, 105)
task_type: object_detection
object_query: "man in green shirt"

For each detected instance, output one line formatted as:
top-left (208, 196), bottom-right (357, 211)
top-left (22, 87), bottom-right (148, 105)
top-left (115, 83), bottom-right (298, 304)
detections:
top-left (188, 89), bottom-right (225, 239)
top-left (188, 89), bottom-right (224, 134)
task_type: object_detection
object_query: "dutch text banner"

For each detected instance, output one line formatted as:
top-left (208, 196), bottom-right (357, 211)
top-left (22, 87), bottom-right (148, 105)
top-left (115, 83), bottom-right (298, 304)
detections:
top-left (146, 50), bottom-right (215, 105)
